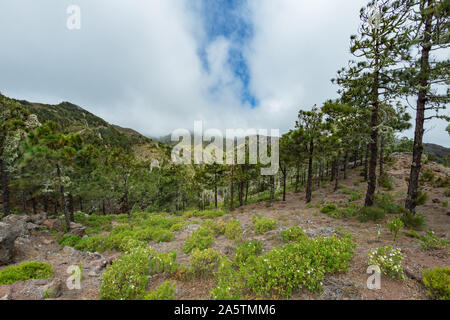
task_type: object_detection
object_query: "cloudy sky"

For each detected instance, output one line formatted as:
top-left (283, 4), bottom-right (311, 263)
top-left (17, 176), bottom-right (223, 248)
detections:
top-left (0, 0), bottom-right (448, 146)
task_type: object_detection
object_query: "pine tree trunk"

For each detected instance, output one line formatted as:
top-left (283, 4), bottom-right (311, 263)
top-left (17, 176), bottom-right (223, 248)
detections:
top-left (57, 164), bottom-right (71, 232)
top-left (0, 157), bottom-right (10, 217)
top-left (31, 196), bottom-right (37, 215)
top-left (364, 39), bottom-right (380, 207)
top-left (68, 193), bottom-right (74, 222)
top-left (295, 165), bottom-right (300, 193)
top-left (269, 175), bottom-right (275, 205)
top-left (379, 136), bottom-right (384, 177)
top-left (245, 181), bottom-right (249, 204)
top-left (364, 145), bottom-right (369, 181)
top-left (334, 155), bottom-right (340, 192)
top-left (79, 196), bottom-right (83, 212)
top-left (406, 1), bottom-right (433, 214)
top-left (43, 194), bottom-right (49, 213)
top-left (344, 151), bottom-right (349, 180)
top-left (22, 190), bottom-right (27, 213)
top-left (230, 167), bottom-right (234, 211)
top-left (306, 139), bottom-right (314, 203)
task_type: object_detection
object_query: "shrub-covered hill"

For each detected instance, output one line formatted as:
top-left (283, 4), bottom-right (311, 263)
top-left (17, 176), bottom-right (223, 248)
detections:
top-left (9, 94), bottom-right (152, 150)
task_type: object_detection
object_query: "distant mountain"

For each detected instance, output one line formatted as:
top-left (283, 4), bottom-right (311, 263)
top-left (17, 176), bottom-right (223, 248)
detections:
top-left (424, 143), bottom-right (450, 164)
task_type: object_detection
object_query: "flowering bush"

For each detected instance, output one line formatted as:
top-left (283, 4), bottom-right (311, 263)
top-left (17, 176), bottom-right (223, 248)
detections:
top-left (210, 258), bottom-right (243, 300)
top-left (367, 246), bottom-right (405, 280)
top-left (240, 234), bottom-right (356, 298)
top-left (233, 240), bottom-right (263, 266)
top-left (149, 251), bottom-right (178, 275)
top-left (189, 248), bottom-right (221, 277)
top-left (280, 227), bottom-right (306, 243)
top-left (100, 247), bottom-right (152, 300)
top-left (419, 230), bottom-right (449, 251)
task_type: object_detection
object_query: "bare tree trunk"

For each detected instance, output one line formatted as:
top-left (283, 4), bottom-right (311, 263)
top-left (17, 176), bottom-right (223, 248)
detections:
top-left (406, 0), bottom-right (433, 214)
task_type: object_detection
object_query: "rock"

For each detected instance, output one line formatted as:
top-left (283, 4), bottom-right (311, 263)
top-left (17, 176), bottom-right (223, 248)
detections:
top-left (404, 266), bottom-right (422, 281)
top-left (2, 215), bottom-right (30, 237)
top-left (40, 279), bottom-right (63, 299)
top-left (0, 222), bottom-right (21, 265)
top-left (26, 222), bottom-right (40, 231)
top-left (42, 219), bottom-right (63, 231)
top-left (68, 223), bottom-right (86, 237)
top-left (432, 199), bottom-right (440, 204)
top-left (30, 213), bottom-right (47, 225)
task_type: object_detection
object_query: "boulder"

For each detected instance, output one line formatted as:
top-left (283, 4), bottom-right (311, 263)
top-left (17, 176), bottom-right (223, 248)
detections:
top-left (68, 222), bottom-right (86, 237)
top-left (0, 221), bottom-right (23, 265)
top-left (42, 219), bottom-right (63, 231)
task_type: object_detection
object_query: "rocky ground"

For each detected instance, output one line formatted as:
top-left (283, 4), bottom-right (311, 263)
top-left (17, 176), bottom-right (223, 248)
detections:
top-left (0, 153), bottom-right (449, 300)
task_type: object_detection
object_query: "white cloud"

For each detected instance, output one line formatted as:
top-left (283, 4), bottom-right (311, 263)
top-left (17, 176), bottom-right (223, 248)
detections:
top-left (0, 0), bottom-right (448, 146)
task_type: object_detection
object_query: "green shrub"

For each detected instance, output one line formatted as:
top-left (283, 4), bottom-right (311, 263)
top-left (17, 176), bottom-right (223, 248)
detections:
top-left (445, 189), bottom-right (450, 197)
top-left (420, 169), bottom-right (435, 185)
top-left (358, 207), bottom-right (385, 222)
top-left (119, 238), bottom-right (147, 252)
top-left (233, 240), bottom-right (263, 266)
top-left (189, 249), bottom-right (221, 277)
top-left (422, 267), bottom-right (450, 300)
top-left (183, 227), bottom-right (214, 253)
top-left (74, 236), bottom-right (105, 252)
top-left (100, 247), bottom-right (152, 300)
top-left (170, 223), bottom-right (184, 232)
top-left (202, 220), bottom-right (226, 236)
top-left (378, 173), bottom-right (393, 190)
top-left (321, 204), bottom-right (337, 214)
top-left (280, 227), bottom-right (306, 243)
top-left (419, 230), bottom-right (449, 251)
top-left (144, 281), bottom-right (176, 300)
top-left (386, 217), bottom-right (404, 241)
top-left (224, 219), bottom-right (243, 240)
top-left (151, 229), bottom-right (174, 243)
top-left (405, 229), bottom-right (420, 239)
top-left (367, 246), bottom-right (405, 280)
top-left (252, 215), bottom-right (278, 234)
top-left (0, 262), bottom-right (54, 285)
top-left (375, 193), bottom-right (402, 214)
top-left (401, 212), bottom-right (426, 230)
top-left (442, 201), bottom-right (448, 208)
top-left (58, 234), bottom-right (82, 248)
top-left (413, 190), bottom-right (428, 206)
